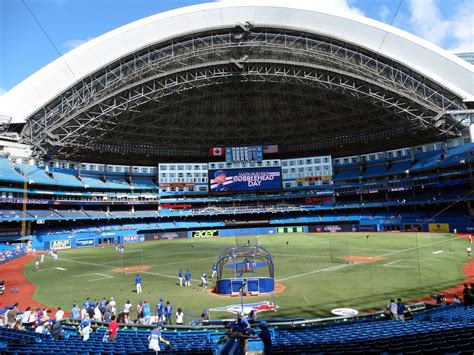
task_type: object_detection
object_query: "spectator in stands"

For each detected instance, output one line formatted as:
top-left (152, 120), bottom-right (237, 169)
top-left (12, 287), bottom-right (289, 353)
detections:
top-left (107, 315), bottom-right (118, 342)
top-left (80, 305), bottom-right (87, 320)
top-left (387, 299), bottom-right (398, 320)
top-left (136, 301), bottom-right (144, 324)
top-left (248, 310), bottom-right (257, 323)
top-left (55, 307), bottom-right (64, 321)
top-left (176, 307), bottom-right (184, 326)
top-left (21, 306), bottom-right (32, 327)
top-left (99, 297), bottom-right (107, 314)
top-left (396, 298), bottom-right (406, 321)
top-left (35, 321), bottom-right (50, 335)
top-left (109, 297), bottom-right (116, 316)
top-left (463, 283), bottom-right (471, 309)
top-left (143, 299), bottom-right (151, 325)
top-left (157, 299), bottom-right (164, 322)
top-left (453, 294), bottom-right (461, 304)
top-left (94, 304), bottom-right (103, 322)
top-left (13, 319), bottom-right (25, 331)
top-left (251, 321), bottom-right (272, 355)
top-left (148, 322), bottom-right (171, 353)
top-left (51, 319), bottom-right (64, 340)
top-left (6, 303), bottom-right (18, 328)
top-left (71, 303), bottom-right (80, 319)
top-left (42, 310), bottom-right (52, 325)
top-left (164, 301), bottom-right (173, 325)
top-left (80, 314), bottom-right (91, 330)
top-left (123, 300), bottom-right (133, 323)
top-left (201, 309), bottom-right (210, 324)
top-left (104, 302), bottom-right (112, 322)
top-left (80, 320), bottom-right (92, 341)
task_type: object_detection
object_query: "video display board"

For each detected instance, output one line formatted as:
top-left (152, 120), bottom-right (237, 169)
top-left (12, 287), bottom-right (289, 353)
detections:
top-left (208, 167), bottom-right (282, 193)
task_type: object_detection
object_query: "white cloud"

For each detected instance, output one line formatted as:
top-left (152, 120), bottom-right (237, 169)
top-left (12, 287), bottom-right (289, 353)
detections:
top-left (215, 0), bottom-right (364, 16)
top-left (63, 37), bottom-right (95, 51)
top-left (378, 4), bottom-right (390, 22)
top-left (0, 88), bottom-right (6, 97)
top-left (407, 0), bottom-right (474, 52)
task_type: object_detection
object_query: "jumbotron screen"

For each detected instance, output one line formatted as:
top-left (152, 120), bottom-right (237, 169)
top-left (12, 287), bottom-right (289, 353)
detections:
top-left (208, 167), bottom-right (282, 193)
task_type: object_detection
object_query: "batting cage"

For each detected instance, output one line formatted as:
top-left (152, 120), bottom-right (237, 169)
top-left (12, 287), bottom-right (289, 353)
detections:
top-left (215, 244), bottom-right (275, 295)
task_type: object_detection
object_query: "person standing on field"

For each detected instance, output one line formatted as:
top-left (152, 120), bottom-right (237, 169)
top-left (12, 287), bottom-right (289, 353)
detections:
top-left (135, 273), bottom-right (142, 294)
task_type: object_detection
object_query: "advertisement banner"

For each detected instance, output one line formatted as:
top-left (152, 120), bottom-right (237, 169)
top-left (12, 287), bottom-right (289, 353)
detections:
top-left (123, 235), bottom-right (138, 243)
top-left (144, 231), bottom-right (187, 241)
top-left (309, 225), bottom-right (354, 233)
top-left (428, 223), bottom-right (450, 233)
top-left (50, 239), bottom-right (71, 249)
top-left (192, 230), bottom-right (219, 238)
top-left (76, 238), bottom-right (96, 247)
top-left (209, 167), bottom-right (281, 193)
top-left (303, 196), bottom-right (333, 204)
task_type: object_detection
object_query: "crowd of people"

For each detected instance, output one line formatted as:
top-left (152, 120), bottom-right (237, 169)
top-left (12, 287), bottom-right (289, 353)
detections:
top-left (0, 247), bottom-right (26, 265)
top-left (2, 303), bottom-right (65, 340)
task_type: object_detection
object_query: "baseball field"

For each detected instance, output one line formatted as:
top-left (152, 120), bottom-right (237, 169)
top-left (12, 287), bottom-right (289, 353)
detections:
top-left (24, 232), bottom-right (470, 321)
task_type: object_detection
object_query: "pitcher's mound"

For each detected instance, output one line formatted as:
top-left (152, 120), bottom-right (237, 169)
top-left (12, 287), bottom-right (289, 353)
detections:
top-left (112, 265), bottom-right (151, 273)
top-left (344, 256), bottom-right (384, 263)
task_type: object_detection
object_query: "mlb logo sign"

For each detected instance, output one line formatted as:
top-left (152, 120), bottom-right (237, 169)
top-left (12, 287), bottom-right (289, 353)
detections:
top-left (209, 147), bottom-right (224, 156)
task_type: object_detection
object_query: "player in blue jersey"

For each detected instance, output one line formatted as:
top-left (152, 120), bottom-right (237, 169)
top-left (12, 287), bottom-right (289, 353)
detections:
top-left (211, 264), bottom-right (217, 278)
top-left (213, 170), bottom-right (228, 192)
top-left (178, 269), bottom-right (183, 287)
top-left (156, 299), bottom-right (164, 322)
top-left (185, 270), bottom-right (191, 287)
top-left (164, 301), bottom-right (173, 325)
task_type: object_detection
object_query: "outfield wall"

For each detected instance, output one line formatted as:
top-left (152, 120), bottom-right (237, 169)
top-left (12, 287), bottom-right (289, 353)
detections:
top-left (29, 217), bottom-right (474, 250)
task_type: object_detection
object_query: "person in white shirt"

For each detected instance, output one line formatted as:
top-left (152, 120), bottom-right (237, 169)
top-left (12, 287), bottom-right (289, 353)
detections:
top-left (467, 246), bottom-right (472, 259)
top-left (387, 299), bottom-right (398, 320)
top-left (175, 308), bottom-right (184, 325)
top-left (80, 306), bottom-right (87, 320)
top-left (109, 297), bottom-right (116, 316)
top-left (21, 307), bottom-right (32, 325)
top-left (40, 254), bottom-right (44, 263)
top-left (94, 306), bottom-right (102, 322)
top-left (123, 300), bottom-right (133, 323)
top-left (55, 307), bottom-right (64, 321)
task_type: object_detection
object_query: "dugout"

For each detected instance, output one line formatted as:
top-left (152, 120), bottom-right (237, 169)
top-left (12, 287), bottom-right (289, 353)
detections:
top-left (215, 244), bottom-right (275, 295)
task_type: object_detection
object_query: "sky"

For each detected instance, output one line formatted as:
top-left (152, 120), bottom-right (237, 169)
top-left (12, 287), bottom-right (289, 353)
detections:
top-left (0, 0), bottom-right (472, 95)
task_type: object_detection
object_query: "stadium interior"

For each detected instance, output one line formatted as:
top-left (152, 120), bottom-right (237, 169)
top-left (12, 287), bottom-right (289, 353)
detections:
top-left (0, 2), bottom-right (473, 354)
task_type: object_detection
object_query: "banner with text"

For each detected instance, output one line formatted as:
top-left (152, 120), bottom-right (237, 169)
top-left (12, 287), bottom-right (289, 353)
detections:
top-left (192, 230), bottom-right (219, 238)
top-left (209, 167), bottom-right (281, 193)
top-left (50, 239), bottom-right (71, 249)
top-left (76, 238), bottom-right (96, 247)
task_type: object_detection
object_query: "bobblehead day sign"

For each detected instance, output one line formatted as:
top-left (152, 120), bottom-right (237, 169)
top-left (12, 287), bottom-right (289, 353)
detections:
top-left (209, 167), bottom-right (282, 193)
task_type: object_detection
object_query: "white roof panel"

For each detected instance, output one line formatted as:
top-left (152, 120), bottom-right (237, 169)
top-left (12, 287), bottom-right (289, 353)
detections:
top-left (0, 1), bottom-right (472, 124)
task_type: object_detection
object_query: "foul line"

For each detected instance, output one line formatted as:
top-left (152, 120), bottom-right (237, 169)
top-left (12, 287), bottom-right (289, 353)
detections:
top-left (57, 257), bottom-right (202, 283)
top-left (278, 239), bottom-right (450, 282)
top-left (382, 260), bottom-right (409, 268)
top-left (276, 263), bottom-right (358, 282)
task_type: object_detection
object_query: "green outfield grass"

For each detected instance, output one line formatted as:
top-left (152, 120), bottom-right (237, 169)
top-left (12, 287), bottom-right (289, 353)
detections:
top-left (24, 233), bottom-right (469, 320)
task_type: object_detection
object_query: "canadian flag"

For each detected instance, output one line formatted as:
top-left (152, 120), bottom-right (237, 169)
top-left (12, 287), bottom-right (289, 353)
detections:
top-left (209, 147), bottom-right (224, 156)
